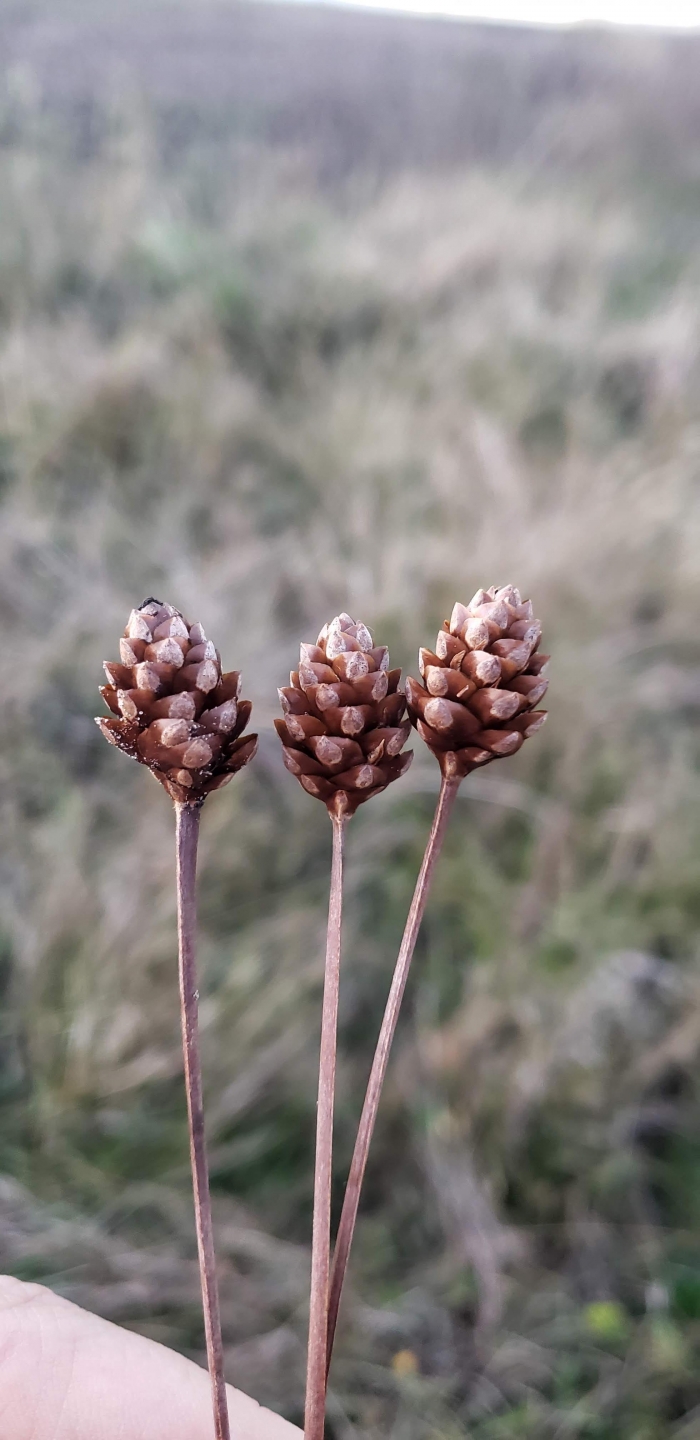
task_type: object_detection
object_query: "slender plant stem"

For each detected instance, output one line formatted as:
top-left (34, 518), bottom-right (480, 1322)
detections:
top-left (175, 801), bottom-right (230, 1440)
top-left (304, 801), bottom-right (348, 1440)
top-left (326, 773), bottom-right (461, 1377)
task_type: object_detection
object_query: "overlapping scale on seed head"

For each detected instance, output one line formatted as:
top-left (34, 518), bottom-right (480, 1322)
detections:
top-left (276, 613), bottom-right (413, 816)
top-left (96, 598), bottom-right (258, 805)
top-left (406, 585), bottom-right (548, 779)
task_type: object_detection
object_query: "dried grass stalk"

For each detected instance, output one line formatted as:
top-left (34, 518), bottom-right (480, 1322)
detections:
top-left (98, 598), bottom-right (258, 1440)
top-left (326, 770), bottom-right (459, 1371)
top-left (304, 797), bottom-right (347, 1440)
top-left (277, 612), bottom-right (412, 1440)
top-left (325, 585), bottom-right (548, 1379)
top-left (176, 802), bottom-right (230, 1439)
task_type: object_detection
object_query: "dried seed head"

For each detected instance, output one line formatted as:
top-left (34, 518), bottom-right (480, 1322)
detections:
top-left (407, 584), bottom-right (548, 778)
top-left (276, 613), bottom-right (412, 816)
top-left (96, 598), bottom-right (257, 805)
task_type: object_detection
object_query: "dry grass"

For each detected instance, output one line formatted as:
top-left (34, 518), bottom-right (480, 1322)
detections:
top-left (1, 9), bottom-right (700, 1435)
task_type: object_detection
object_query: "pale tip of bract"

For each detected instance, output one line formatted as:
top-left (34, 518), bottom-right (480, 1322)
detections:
top-left (524, 711), bottom-right (548, 735)
top-left (152, 637), bottom-right (185, 667)
top-left (182, 739), bottom-right (213, 769)
top-left (343, 651), bottom-right (369, 681)
top-left (354, 622), bottom-right (373, 653)
top-left (126, 610), bottom-right (153, 642)
top-left (315, 736), bottom-right (343, 765)
top-left (468, 588), bottom-right (490, 609)
top-left (195, 660), bottom-right (219, 693)
top-left (340, 707), bottom-right (365, 736)
top-left (95, 716), bottom-right (116, 741)
top-left (171, 768), bottom-right (194, 788)
top-left (424, 698), bottom-right (453, 732)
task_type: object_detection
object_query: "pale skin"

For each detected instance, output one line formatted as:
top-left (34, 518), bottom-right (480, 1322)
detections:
top-left (0, 1276), bottom-right (301, 1440)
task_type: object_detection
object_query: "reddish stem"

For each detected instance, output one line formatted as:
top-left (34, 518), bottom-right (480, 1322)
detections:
top-left (304, 801), bottom-right (348, 1440)
top-left (176, 802), bottom-right (230, 1440)
top-left (326, 773), bottom-right (460, 1377)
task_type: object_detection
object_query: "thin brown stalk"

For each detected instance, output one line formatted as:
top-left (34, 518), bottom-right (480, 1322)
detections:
top-left (175, 801), bottom-right (230, 1440)
top-left (305, 800), bottom-right (348, 1440)
top-left (326, 773), bottom-right (461, 1376)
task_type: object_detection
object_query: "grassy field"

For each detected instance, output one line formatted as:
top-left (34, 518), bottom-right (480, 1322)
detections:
top-left (2, 4), bottom-right (700, 1435)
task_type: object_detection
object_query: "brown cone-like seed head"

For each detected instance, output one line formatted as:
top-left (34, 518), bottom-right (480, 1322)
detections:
top-left (276, 612), bottom-right (413, 816)
top-left (96, 597), bottom-right (258, 806)
top-left (406, 585), bottom-right (548, 780)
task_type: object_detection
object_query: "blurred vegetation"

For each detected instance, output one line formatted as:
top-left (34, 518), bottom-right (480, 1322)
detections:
top-left (2, 3), bottom-right (700, 1435)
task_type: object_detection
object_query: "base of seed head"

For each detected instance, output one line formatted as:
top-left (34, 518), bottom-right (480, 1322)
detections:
top-left (406, 584), bottom-right (548, 778)
top-left (96, 599), bottom-right (258, 805)
top-left (277, 613), bottom-right (412, 816)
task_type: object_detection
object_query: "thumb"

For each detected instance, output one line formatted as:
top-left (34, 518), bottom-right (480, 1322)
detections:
top-left (0, 1276), bottom-right (301, 1440)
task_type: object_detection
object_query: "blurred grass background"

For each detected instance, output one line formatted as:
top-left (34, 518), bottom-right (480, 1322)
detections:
top-left (2, 2), bottom-right (700, 1434)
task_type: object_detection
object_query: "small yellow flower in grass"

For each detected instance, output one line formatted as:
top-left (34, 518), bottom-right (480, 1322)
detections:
top-left (583, 1300), bottom-right (629, 1345)
top-left (391, 1348), bottom-right (420, 1376)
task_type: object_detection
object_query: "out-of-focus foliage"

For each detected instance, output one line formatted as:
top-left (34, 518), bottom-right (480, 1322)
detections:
top-left (2, 4), bottom-right (700, 1435)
